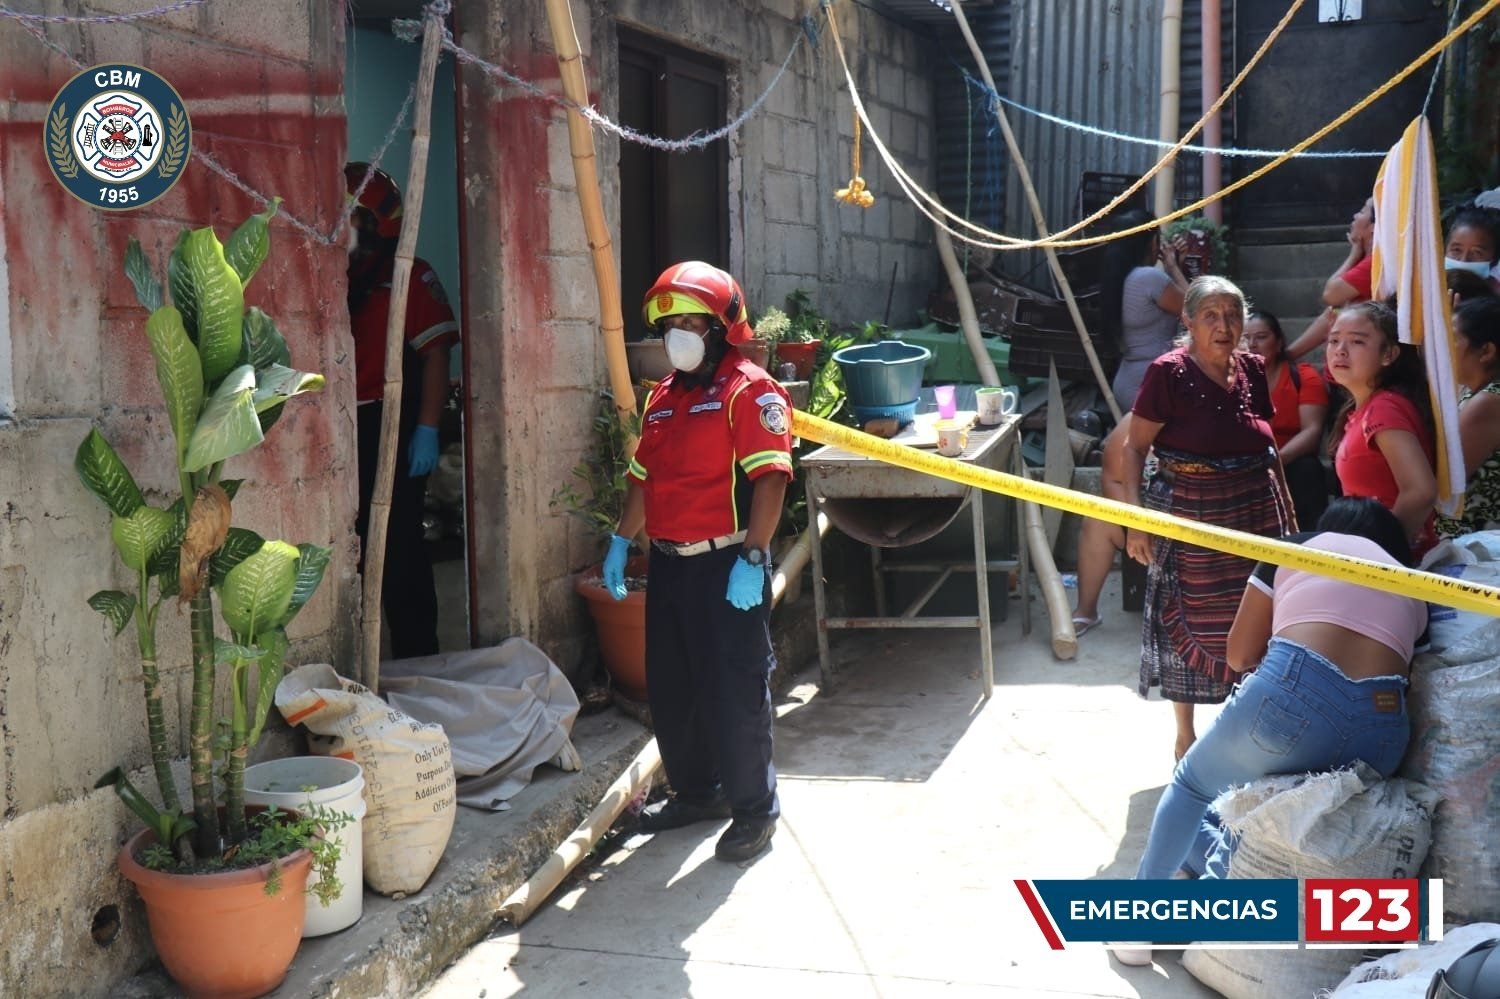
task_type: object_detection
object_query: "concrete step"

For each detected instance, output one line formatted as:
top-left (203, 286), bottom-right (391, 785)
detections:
top-left (1237, 224), bottom-right (1347, 245)
top-left (1237, 275), bottom-right (1329, 320)
top-left (1235, 239), bottom-right (1351, 281)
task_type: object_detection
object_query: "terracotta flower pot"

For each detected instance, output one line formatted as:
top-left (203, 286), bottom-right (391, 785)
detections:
top-left (575, 554), bottom-right (648, 701)
top-left (775, 339), bottom-right (821, 381)
top-left (736, 340), bottom-right (772, 372)
top-left (118, 818), bottom-right (312, 999)
top-left (625, 339), bottom-right (674, 383)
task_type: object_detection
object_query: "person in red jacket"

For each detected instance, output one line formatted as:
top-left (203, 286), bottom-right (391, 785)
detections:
top-left (345, 162), bottom-right (458, 659)
top-left (605, 262), bottom-right (792, 863)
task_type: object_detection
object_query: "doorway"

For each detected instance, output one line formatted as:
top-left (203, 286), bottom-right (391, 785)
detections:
top-left (346, 4), bottom-right (471, 656)
top-left (1233, 0), bottom-right (1443, 228)
top-left (617, 27), bottom-right (730, 341)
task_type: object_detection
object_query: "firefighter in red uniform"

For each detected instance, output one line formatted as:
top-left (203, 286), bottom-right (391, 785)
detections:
top-left (345, 162), bottom-right (458, 659)
top-left (606, 262), bottom-right (792, 863)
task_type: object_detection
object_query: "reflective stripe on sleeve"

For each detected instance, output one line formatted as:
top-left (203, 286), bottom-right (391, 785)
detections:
top-left (740, 449), bottom-right (791, 475)
top-left (628, 456), bottom-right (648, 481)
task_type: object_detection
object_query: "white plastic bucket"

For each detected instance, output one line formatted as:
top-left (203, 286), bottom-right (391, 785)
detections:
top-left (243, 756), bottom-right (366, 936)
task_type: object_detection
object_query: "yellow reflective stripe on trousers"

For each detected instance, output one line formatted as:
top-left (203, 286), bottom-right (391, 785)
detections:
top-left (790, 410), bottom-right (1500, 616)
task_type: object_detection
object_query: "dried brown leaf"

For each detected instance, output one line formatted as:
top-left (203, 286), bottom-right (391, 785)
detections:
top-left (178, 484), bottom-right (231, 600)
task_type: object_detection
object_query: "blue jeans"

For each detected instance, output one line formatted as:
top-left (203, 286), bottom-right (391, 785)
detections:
top-left (1135, 638), bottom-right (1409, 881)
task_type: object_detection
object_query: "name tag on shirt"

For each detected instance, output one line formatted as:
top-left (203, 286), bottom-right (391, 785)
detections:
top-left (689, 401), bottom-right (723, 414)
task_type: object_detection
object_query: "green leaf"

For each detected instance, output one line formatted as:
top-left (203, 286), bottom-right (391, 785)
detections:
top-left (281, 544), bottom-right (332, 627)
top-left (183, 365), bottom-right (263, 472)
top-left (241, 308), bottom-right (291, 371)
top-left (167, 229), bottom-right (197, 338)
top-left (219, 540), bottom-right (300, 639)
top-left (144, 306), bottom-right (204, 458)
top-left (87, 590), bottom-right (136, 635)
top-left (209, 527), bottom-right (265, 587)
top-left (180, 227), bottom-right (245, 385)
top-left (258, 401), bottom-right (286, 435)
top-left (111, 506), bottom-right (177, 571)
top-left (248, 628), bottom-right (289, 747)
top-left (220, 479), bottom-right (245, 500)
top-left (124, 238), bottom-right (164, 312)
top-left (95, 768), bottom-right (193, 845)
top-left (224, 197), bottom-right (280, 287)
top-left (252, 364), bottom-right (324, 414)
top-left (213, 637), bottom-right (263, 665)
top-left (75, 430), bottom-right (144, 518)
top-left (146, 498), bottom-right (188, 577)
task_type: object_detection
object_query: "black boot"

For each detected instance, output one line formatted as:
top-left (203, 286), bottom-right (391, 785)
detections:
top-left (639, 796), bottom-right (732, 832)
top-left (714, 818), bottom-right (776, 862)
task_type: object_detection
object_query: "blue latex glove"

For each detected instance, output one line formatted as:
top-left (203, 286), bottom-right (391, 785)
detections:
top-left (603, 534), bottom-right (631, 601)
top-left (408, 424), bottom-right (440, 477)
top-left (726, 554), bottom-right (766, 611)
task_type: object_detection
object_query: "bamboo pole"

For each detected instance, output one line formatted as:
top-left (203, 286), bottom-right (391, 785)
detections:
top-left (361, 10), bottom-right (444, 692)
top-left (934, 224), bottom-right (1001, 388)
top-left (950, 1), bottom-right (1122, 422)
top-left (1025, 500), bottom-right (1078, 661)
top-left (544, 0), bottom-right (637, 428)
top-left (498, 739), bottom-right (662, 926)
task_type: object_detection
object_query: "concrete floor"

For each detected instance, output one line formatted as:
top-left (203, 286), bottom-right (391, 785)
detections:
top-left (420, 573), bottom-right (1225, 998)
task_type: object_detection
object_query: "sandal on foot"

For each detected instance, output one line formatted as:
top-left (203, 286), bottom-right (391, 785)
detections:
top-left (1071, 614), bottom-right (1103, 636)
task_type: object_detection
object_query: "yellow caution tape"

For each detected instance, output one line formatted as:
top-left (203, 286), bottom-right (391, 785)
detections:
top-left (792, 411), bottom-right (1500, 618)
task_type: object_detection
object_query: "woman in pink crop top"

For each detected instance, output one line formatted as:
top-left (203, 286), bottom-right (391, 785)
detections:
top-left (1122, 499), bottom-right (1426, 928)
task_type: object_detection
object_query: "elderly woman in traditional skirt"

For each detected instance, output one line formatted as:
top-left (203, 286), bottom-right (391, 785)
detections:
top-left (1121, 276), bottom-right (1295, 761)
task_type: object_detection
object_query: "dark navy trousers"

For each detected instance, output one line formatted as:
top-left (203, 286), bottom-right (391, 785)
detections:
top-left (645, 545), bottom-right (779, 823)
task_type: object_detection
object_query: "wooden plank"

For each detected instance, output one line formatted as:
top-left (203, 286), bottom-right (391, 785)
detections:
top-left (1041, 359), bottom-right (1075, 548)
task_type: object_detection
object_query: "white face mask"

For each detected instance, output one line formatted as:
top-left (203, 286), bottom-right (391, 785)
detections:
top-left (665, 328), bottom-right (706, 371)
top-left (1445, 257), bottom-right (1493, 279)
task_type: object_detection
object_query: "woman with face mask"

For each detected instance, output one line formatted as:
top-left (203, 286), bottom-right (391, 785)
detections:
top-left (1437, 297), bottom-right (1500, 537)
top-left (603, 261), bottom-right (792, 864)
top-left (1444, 205), bottom-right (1500, 295)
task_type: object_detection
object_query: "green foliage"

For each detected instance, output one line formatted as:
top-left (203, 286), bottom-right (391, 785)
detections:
top-left (550, 391), bottom-right (641, 553)
top-left (80, 205), bottom-right (328, 869)
top-left (139, 803), bottom-right (352, 908)
top-left (753, 289), bottom-right (832, 346)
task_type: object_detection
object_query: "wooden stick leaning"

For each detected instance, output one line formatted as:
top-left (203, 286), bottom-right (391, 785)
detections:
top-left (361, 11), bottom-right (443, 692)
top-left (1025, 500), bottom-right (1078, 661)
top-left (543, 0), bottom-right (637, 428)
top-left (934, 223), bottom-right (1001, 388)
top-left (950, 0), bottom-right (1123, 422)
top-left (497, 739), bottom-right (662, 927)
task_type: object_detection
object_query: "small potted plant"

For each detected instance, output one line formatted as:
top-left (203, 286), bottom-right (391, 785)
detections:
top-left (80, 203), bottom-right (349, 999)
top-left (772, 289), bottom-right (828, 381)
top-left (552, 392), bottom-right (649, 700)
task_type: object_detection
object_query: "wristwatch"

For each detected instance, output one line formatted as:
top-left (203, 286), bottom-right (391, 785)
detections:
top-left (741, 547), bottom-right (766, 567)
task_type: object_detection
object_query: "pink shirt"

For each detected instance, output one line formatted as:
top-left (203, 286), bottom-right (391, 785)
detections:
top-left (1248, 532), bottom-right (1427, 661)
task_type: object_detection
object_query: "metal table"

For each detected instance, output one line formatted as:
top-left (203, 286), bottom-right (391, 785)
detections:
top-left (800, 415), bottom-right (1029, 697)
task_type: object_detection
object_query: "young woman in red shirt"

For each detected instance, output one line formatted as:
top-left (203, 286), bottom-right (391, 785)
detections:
top-left (1324, 301), bottom-right (1439, 558)
top-left (1244, 309), bottom-right (1330, 529)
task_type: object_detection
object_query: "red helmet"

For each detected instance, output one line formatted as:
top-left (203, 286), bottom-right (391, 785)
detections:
top-left (642, 261), bottom-right (753, 344)
top-left (344, 162), bottom-right (403, 239)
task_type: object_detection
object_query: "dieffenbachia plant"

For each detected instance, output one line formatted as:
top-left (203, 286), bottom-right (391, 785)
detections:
top-left (81, 200), bottom-right (331, 859)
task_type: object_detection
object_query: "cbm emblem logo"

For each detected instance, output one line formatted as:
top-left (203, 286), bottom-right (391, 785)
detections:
top-left (46, 64), bottom-right (190, 211)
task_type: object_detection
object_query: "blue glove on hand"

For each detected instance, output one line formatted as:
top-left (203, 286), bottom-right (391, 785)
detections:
top-left (726, 554), bottom-right (766, 611)
top-left (603, 534), bottom-right (631, 601)
top-left (408, 424), bottom-right (440, 477)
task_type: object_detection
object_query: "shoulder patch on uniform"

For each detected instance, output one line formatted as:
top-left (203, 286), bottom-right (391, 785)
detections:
top-left (755, 391), bottom-right (783, 407)
top-left (421, 268), bottom-right (450, 306)
top-left (759, 401), bottom-right (789, 435)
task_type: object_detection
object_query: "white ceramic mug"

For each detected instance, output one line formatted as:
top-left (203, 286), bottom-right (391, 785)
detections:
top-left (975, 386), bottom-right (1018, 425)
top-left (935, 419), bottom-right (968, 457)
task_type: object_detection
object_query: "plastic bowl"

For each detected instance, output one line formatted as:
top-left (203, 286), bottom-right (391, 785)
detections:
top-left (833, 341), bottom-right (933, 410)
top-left (850, 400), bottom-right (919, 427)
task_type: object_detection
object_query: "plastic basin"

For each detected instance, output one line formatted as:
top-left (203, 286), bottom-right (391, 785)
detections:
top-left (833, 341), bottom-right (932, 409)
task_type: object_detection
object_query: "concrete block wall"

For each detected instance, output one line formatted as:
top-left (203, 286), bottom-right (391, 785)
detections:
top-left (0, 3), bottom-right (355, 994)
top-left (458, 0), bottom-right (940, 681)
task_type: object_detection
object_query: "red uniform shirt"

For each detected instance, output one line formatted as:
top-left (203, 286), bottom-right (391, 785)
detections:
top-left (628, 352), bottom-right (794, 544)
top-left (350, 258), bottom-right (458, 403)
top-left (1335, 389), bottom-right (1437, 554)
top-left (1267, 362), bottom-right (1328, 450)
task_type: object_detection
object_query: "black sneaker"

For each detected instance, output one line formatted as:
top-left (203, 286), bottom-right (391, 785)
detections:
top-left (638, 796), bottom-right (732, 832)
top-left (714, 818), bottom-right (776, 862)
